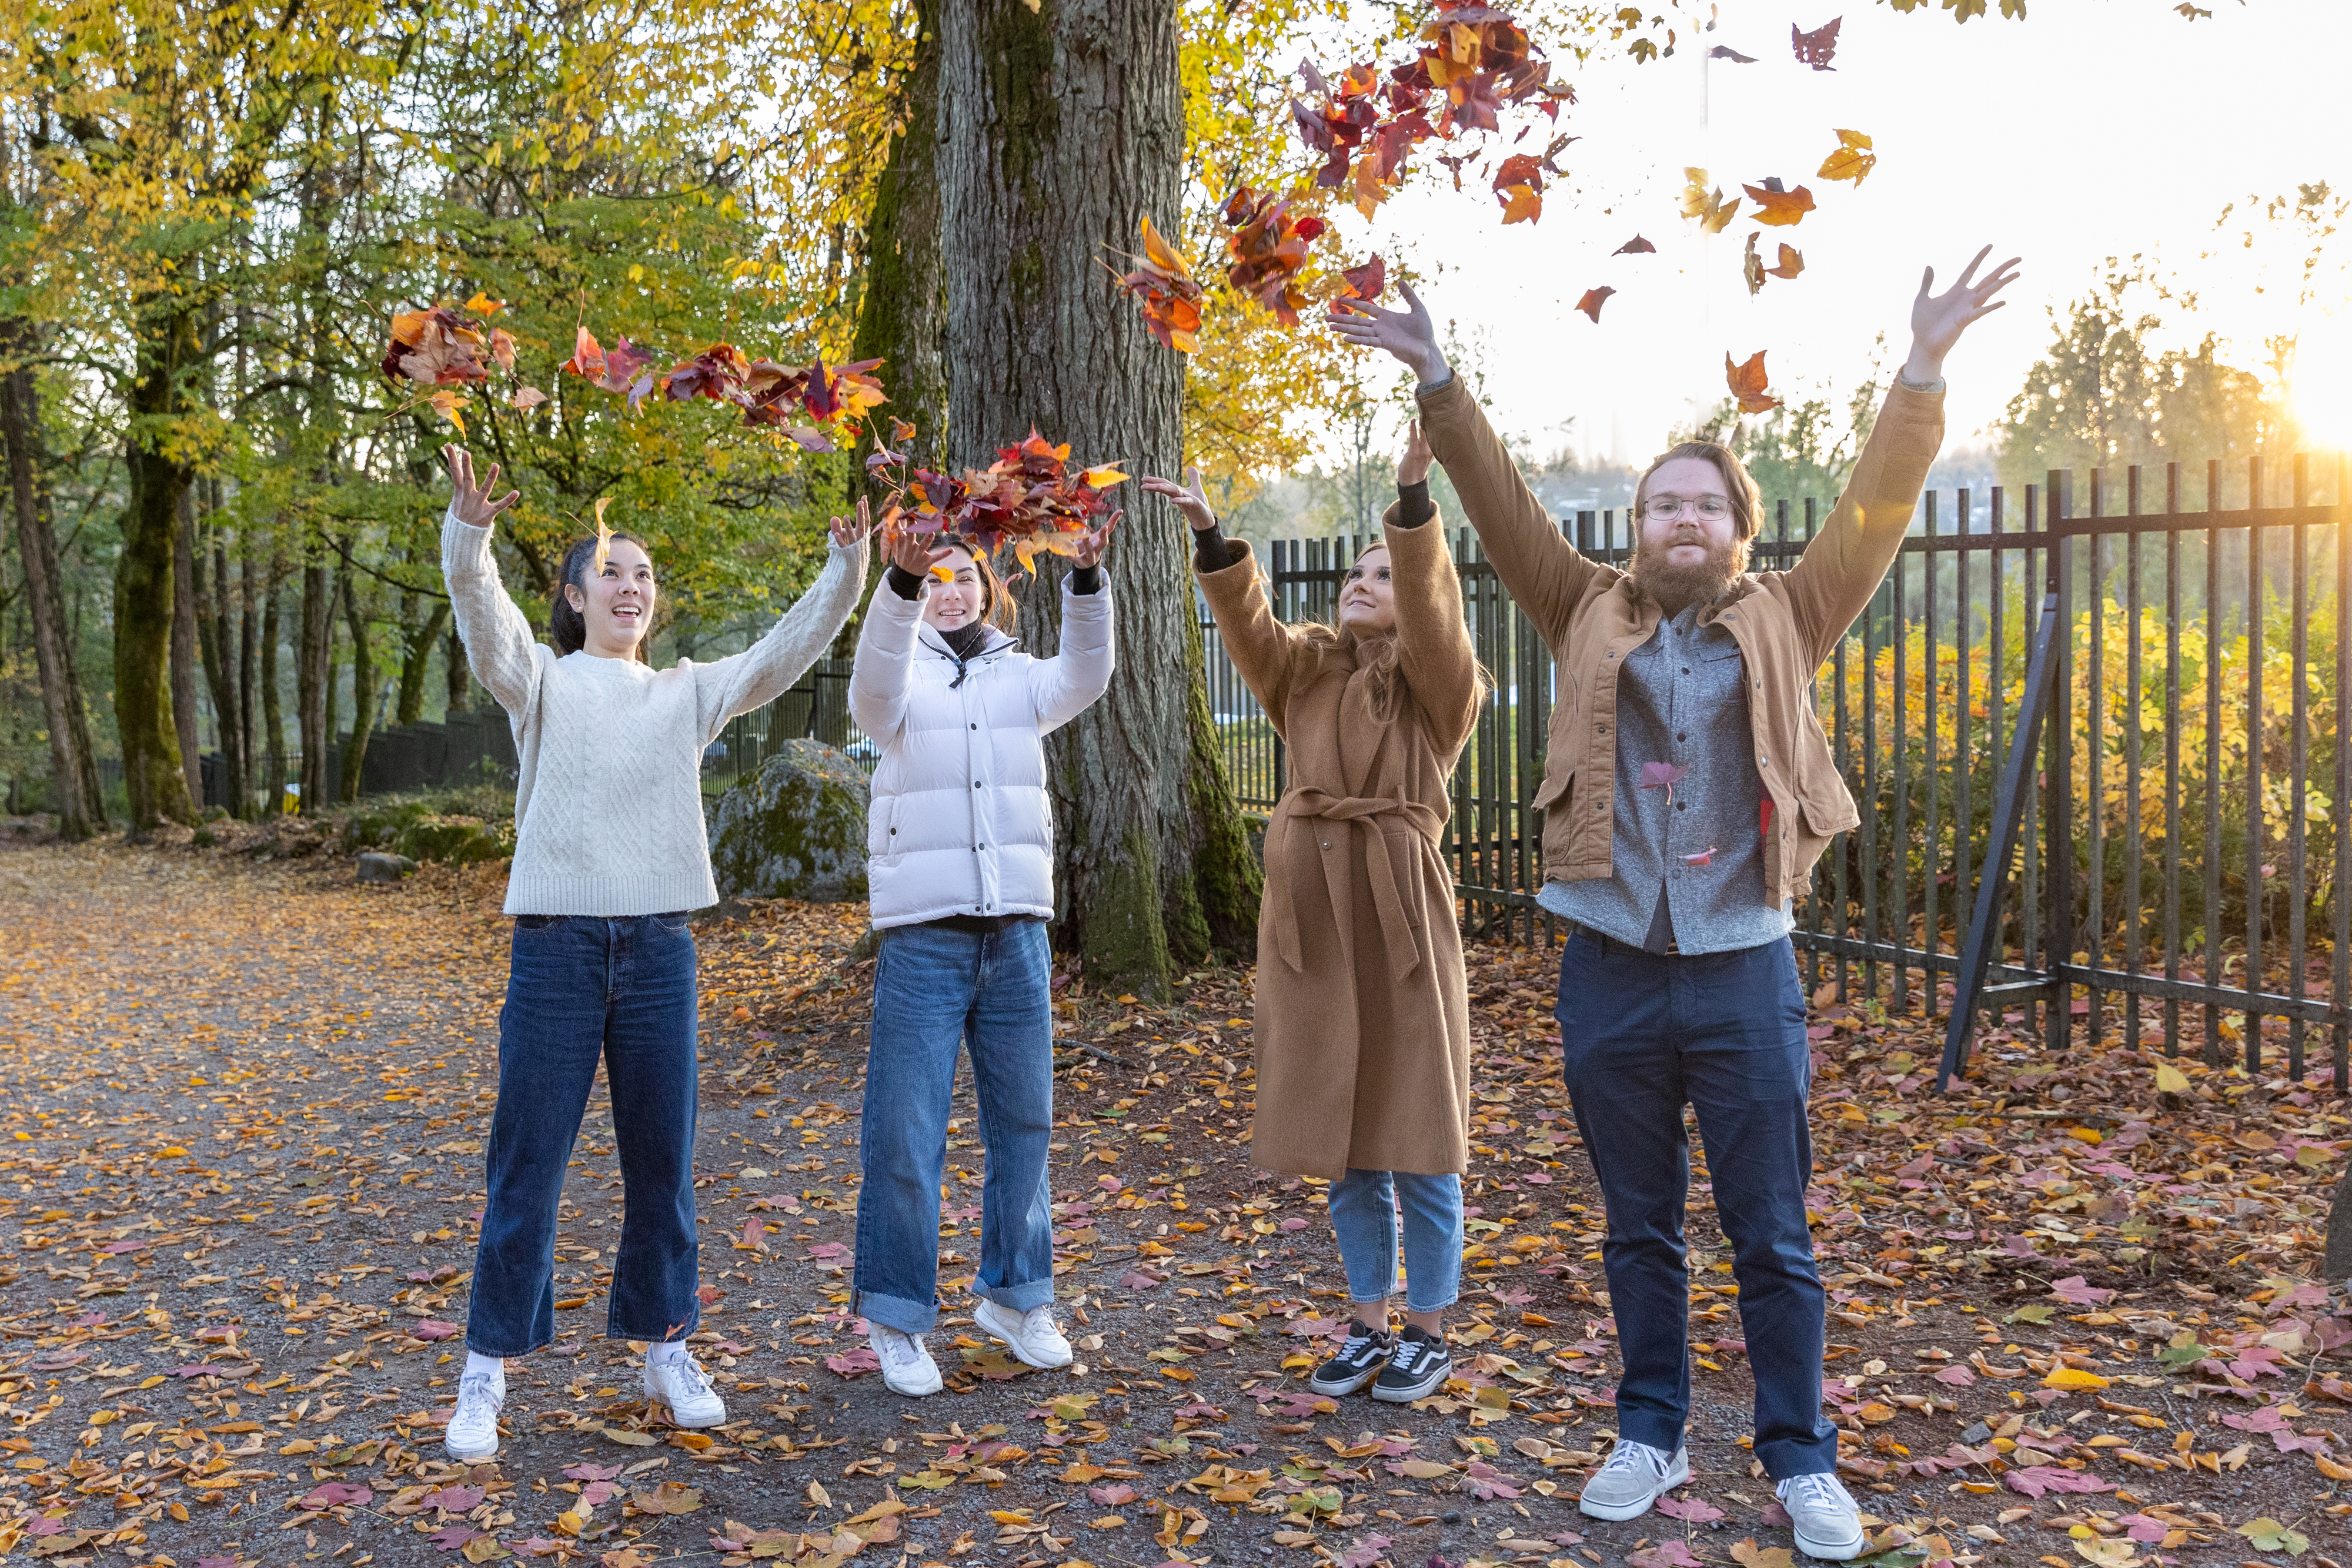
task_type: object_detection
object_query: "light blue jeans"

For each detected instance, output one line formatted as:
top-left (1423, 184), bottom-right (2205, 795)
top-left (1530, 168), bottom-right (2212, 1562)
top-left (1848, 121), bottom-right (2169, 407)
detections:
top-left (1328, 1168), bottom-right (1464, 1314)
top-left (851, 920), bottom-right (1057, 1335)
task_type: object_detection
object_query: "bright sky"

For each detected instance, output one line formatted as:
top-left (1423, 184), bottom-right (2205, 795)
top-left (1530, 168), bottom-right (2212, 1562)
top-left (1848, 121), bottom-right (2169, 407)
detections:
top-left (1324, 0), bottom-right (2352, 467)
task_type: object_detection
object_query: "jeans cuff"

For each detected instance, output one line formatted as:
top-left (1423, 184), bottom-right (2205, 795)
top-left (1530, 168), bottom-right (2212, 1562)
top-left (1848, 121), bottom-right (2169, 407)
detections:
top-left (609, 1310), bottom-right (699, 1345)
top-left (1756, 1437), bottom-right (1840, 1482)
top-left (974, 1276), bottom-right (1055, 1314)
top-left (463, 1335), bottom-right (546, 1359)
top-left (1614, 1412), bottom-right (1688, 1455)
top-left (1402, 1289), bottom-right (1460, 1315)
top-left (855, 1287), bottom-right (939, 1336)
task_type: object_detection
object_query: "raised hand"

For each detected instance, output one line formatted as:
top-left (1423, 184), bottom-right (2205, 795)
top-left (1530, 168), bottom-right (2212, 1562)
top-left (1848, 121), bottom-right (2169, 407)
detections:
top-left (442, 445), bottom-right (520, 530)
top-left (1398, 420), bottom-right (1432, 488)
top-left (1139, 468), bottom-right (1218, 532)
top-left (1906, 246), bottom-right (2022, 382)
top-left (1068, 511), bottom-right (1120, 571)
top-left (828, 495), bottom-right (874, 550)
top-left (1325, 282), bottom-right (1449, 386)
top-left (885, 523), bottom-right (953, 580)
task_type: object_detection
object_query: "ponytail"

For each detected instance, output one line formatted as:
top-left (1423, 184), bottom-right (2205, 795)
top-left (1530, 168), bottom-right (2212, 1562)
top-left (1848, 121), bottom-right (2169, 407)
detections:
top-left (551, 531), bottom-right (652, 659)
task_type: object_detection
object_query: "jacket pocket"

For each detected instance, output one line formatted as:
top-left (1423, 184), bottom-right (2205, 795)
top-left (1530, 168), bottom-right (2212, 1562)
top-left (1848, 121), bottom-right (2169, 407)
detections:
top-left (868, 795), bottom-right (899, 862)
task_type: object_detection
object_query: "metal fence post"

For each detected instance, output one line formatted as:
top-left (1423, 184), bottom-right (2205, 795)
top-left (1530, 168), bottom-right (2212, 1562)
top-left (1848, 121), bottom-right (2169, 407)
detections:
top-left (2045, 470), bottom-right (2074, 1055)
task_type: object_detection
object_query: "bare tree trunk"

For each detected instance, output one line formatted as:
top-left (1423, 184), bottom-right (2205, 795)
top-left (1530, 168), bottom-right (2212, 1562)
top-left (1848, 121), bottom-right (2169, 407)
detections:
top-left (396, 594), bottom-right (451, 727)
top-left (261, 546), bottom-right (287, 814)
top-left (172, 486), bottom-right (203, 808)
top-left (936, 0), bottom-right (1259, 998)
top-left (238, 530), bottom-right (259, 801)
top-left (196, 531), bottom-right (246, 817)
top-left (0, 324), bottom-right (105, 838)
top-left (851, 0), bottom-right (947, 482)
top-left (298, 552), bottom-right (332, 812)
top-left (339, 570), bottom-right (379, 801)
top-left (116, 306), bottom-right (198, 830)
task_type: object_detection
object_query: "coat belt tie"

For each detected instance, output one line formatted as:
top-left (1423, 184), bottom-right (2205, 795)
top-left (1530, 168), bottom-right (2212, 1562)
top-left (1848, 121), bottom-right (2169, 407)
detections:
top-left (1271, 787), bottom-right (1445, 978)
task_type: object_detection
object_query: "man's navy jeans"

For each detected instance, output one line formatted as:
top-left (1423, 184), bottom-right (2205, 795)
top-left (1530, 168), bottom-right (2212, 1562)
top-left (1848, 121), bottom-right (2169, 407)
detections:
top-left (1554, 928), bottom-right (1838, 1480)
top-left (467, 912), bottom-right (701, 1359)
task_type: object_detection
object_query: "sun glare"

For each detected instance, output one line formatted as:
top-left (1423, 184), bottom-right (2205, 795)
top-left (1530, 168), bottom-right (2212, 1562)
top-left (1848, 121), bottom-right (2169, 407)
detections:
top-left (2290, 312), bottom-right (2352, 453)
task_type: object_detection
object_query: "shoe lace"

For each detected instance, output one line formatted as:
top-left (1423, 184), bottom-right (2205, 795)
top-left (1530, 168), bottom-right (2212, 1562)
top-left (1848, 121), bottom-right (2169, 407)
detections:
top-left (1388, 1336), bottom-right (1429, 1374)
top-left (664, 1355), bottom-right (716, 1396)
top-left (1021, 1306), bottom-right (1062, 1339)
top-left (1600, 1440), bottom-right (1668, 1479)
top-left (455, 1374), bottom-right (501, 1415)
top-left (1334, 1323), bottom-right (1380, 1360)
top-left (874, 1330), bottom-right (925, 1369)
top-left (1782, 1473), bottom-right (1851, 1512)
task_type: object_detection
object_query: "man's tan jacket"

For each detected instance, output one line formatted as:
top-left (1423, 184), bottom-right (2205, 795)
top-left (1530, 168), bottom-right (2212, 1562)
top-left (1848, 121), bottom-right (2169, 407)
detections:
top-left (1414, 374), bottom-right (1946, 909)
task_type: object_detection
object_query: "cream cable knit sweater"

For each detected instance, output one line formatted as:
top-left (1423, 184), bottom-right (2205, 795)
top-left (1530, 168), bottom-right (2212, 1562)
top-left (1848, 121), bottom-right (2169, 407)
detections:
top-left (441, 510), bottom-right (868, 916)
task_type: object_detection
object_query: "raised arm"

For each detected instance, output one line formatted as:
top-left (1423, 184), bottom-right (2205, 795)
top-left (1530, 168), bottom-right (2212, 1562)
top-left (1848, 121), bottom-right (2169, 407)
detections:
top-left (1782, 248), bottom-right (2018, 666)
top-left (691, 537), bottom-right (870, 740)
top-left (1328, 285), bottom-right (1596, 644)
top-left (1380, 423), bottom-right (1481, 755)
top-left (1024, 514), bottom-right (1118, 733)
top-left (437, 446), bottom-right (543, 718)
top-left (1145, 469), bottom-right (1308, 724)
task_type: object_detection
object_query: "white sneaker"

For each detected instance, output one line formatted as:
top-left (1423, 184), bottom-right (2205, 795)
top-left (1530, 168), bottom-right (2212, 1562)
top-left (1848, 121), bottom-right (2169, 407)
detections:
top-left (1576, 1437), bottom-right (1690, 1520)
top-left (1776, 1472), bottom-right (1866, 1561)
top-left (973, 1298), bottom-right (1074, 1369)
top-left (443, 1369), bottom-right (504, 1461)
top-left (870, 1326), bottom-right (943, 1396)
top-left (642, 1352), bottom-right (727, 1427)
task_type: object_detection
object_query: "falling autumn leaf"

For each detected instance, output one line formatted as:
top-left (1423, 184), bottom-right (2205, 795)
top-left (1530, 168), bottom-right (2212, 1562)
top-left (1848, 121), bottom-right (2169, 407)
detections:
top-left (1817, 127), bottom-right (1877, 185)
top-left (1742, 178), bottom-right (1817, 227)
top-left (1726, 350), bottom-right (1781, 413)
top-left (1792, 16), bottom-right (1841, 69)
top-left (1679, 168), bottom-right (1739, 233)
top-left (1765, 242), bottom-right (1805, 279)
top-left (1112, 215), bottom-right (1204, 354)
top-left (1338, 253), bottom-right (1387, 302)
top-left (1613, 234), bottom-right (1657, 255)
top-left (1575, 287), bottom-right (1615, 323)
top-left (1708, 44), bottom-right (1758, 62)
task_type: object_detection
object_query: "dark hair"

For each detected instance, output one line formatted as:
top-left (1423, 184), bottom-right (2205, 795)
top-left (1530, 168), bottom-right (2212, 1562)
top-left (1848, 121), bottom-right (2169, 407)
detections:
top-left (936, 539), bottom-right (1017, 634)
top-left (1633, 440), bottom-right (1763, 541)
top-left (551, 531), bottom-right (653, 658)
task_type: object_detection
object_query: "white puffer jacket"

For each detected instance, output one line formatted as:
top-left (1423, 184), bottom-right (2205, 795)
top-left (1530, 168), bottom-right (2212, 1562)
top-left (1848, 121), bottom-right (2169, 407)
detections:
top-left (850, 577), bottom-right (1114, 929)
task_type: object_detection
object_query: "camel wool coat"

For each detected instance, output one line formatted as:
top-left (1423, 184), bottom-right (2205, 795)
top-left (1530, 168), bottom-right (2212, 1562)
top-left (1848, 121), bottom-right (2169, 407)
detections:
top-left (1198, 516), bottom-right (1482, 1181)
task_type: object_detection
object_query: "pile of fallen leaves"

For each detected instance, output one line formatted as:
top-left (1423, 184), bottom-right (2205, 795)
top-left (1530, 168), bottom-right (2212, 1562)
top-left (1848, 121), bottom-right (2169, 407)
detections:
top-left (0, 828), bottom-right (2346, 1568)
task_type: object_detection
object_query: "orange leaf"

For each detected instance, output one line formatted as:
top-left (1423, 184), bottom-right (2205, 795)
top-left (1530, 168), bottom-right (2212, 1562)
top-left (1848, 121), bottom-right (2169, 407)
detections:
top-left (1497, 184), bottom-right (1541, 225)
top-left (1764, 243), bottom-right (1804, 279)
top-left (463, 292), bottom-right (506, 316)
top-left (1575, 287), bottom-right (1615, 323)
top-left (1725, 351), bottom-right (1780, 414)
top-left (561, 325), bottom-right (606, 379)
top-left (426, 387), bottom-right (469, 434)
top-left (1741, 179), bottom-right (1816, 228)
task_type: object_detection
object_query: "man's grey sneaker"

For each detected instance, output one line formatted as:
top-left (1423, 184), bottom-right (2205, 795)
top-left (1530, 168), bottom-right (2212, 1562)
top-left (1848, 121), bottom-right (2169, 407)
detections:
top-left (643, 1353), bottom-right (727, 1427)
top-left (443, 1370), bottom-right (504, 1462)
top-left (1576, 1439), bottom-right (1690, 1520)
top-left (1308, 1319), bottom-right (1394, 1397)
top-left (1776, 1472), bottom-right (1866, 1561)
top-left (868, 1325), bottom-right (943, 1397)
top-left (1371, 1325), bottom-right (1451, 1403)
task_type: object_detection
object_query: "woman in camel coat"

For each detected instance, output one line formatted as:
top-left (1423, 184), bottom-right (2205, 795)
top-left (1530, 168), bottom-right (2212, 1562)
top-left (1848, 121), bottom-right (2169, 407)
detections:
top-left (1144, 429), bottom-right (1481, 1403)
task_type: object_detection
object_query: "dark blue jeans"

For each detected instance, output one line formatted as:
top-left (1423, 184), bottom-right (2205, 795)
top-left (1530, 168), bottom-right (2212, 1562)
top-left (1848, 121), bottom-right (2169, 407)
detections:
top-left (466, 912), bottom-right (701, 1358)
top-left (1554, 930), bottom-right (1836, 1480)
top-left (853, 920), bottom-right (1055, 1335)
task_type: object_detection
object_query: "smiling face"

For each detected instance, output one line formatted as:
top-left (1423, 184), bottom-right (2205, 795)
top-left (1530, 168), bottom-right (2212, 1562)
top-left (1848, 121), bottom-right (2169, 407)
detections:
top-left (921, 544), bottom-right (989, 633)
top-left (1338, 545), bottom-right (1396, 637)
top-left (1631, 454), bottom-right (1747, 615)
top-left (564, 536), bottom-right (656, 658)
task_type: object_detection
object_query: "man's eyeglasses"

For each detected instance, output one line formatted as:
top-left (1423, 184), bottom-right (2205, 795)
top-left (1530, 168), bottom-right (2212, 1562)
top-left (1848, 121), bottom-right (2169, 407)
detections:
top-left (1642, 493), bottom-right (1731, 523)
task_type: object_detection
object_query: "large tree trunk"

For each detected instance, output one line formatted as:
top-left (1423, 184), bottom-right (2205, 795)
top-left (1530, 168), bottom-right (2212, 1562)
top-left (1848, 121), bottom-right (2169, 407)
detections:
top-left (936, 0), bottom-right (1260, 999)
top-left (297, 553), bottom-right (332, 812)
top-left (339, 571), bottom-right (379, 801)
top-left (0, 324), bottom-right (106, 838)
top-left (172, 487), bottom-right (203, 807)
top-left (260, 547), bottom-right (287, 814)
top-left (396, 594), bottom-right (450, 727)
top-left (115, 307), bottom-right (198, 830)
top-left (850, 2), bottom-right (947, 482)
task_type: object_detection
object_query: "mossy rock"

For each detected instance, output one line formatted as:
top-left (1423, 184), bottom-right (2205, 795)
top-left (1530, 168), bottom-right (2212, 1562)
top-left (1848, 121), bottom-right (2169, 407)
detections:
top-left (393, 814), bottom-right (513, 866)
top-left (707, 738), bottom-right (870, 904)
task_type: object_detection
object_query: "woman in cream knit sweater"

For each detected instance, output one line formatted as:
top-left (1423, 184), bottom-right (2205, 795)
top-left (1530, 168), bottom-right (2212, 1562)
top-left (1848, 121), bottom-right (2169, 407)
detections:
top-left (435, 446), bottom-right (870, 1461)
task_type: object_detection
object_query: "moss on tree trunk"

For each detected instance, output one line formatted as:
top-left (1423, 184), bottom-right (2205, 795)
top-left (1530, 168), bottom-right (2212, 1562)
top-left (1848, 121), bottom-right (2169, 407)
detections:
top-left (115, 305), bottom-right (199, 830)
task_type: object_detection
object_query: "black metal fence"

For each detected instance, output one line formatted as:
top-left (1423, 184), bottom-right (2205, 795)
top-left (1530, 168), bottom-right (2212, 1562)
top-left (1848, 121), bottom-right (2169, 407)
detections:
top-left (698, 657), bottom-right (866, 795)
top-left (1204, 456), bottom-right (2352, 1092)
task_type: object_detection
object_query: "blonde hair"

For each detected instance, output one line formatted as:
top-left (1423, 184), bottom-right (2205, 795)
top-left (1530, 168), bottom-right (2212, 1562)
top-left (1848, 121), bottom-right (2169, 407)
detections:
top-left (1293, 541), bottom-right (1489, 724)
top-left (1633, 440), bottom-right (1763, 541)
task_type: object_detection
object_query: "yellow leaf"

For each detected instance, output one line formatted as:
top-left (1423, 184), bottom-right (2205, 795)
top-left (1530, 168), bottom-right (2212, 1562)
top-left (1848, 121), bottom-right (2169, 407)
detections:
top-left (463, 292), bottom-right (506, 316)
top-left (2316, 1452), bottom-right (2352, 1480)
top-left (1137, 217), bottom-right (1193, 282)
top-left (600, 1427), bottom-right (656, 1446)
top-left (427, 387), bottom-right (469, 435)
top-left (1077, 464), bottom-right (1130, 489)
top-left (592, 496), bottom-right (615, 577)
top-left (1816, 129), bottom-right (1877, 186)
top-left (2154, 1062), bottom-right (2190, 1094)
top-left (1732, 1540), bottom-right (1795, 1568)
top-left (808, 1480), bottom-right (834, 1509)
top-left (990, 1510), bottom-right (1034, 1526)
top-left (2043, 1367), bottom-right (2111, 1390)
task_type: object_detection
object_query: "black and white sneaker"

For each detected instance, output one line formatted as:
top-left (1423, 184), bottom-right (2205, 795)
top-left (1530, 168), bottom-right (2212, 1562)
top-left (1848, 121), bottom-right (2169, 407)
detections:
top-left (1308, 1319), bottom-right (1394, 1396)
top-left (1371, 1325), bottom-right (1451, 1402)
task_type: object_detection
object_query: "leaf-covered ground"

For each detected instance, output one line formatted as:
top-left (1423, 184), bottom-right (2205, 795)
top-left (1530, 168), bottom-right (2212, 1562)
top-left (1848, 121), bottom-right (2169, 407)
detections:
top-left (1, 825), bottom-right (2348, 1568)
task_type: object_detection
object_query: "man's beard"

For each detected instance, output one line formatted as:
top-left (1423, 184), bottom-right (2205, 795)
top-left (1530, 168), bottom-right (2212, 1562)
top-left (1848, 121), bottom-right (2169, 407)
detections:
top-left (1631, 529), bottom-right (1748, 617)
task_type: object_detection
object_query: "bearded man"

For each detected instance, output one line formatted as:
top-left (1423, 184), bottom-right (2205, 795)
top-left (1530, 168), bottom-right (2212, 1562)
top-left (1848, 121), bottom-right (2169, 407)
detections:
top-left (1331, 249), bottom-right (2019, 1561)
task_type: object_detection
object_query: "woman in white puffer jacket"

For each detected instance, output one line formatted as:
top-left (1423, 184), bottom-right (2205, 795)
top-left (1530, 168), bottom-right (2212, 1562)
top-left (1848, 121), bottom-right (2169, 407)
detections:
top-left (846, 521), bottom-right (1115, 1396)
